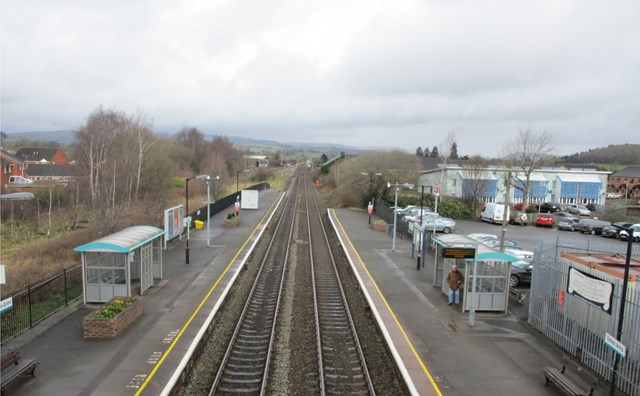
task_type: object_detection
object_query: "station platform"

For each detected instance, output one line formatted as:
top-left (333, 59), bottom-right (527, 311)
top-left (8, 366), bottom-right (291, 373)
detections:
top-left (3, 199), bottom-right (598, 395)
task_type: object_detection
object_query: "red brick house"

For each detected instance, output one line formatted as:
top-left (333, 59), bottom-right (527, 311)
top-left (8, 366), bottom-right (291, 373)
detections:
top-left (609, 166), bottom-right (640, 200)
top-left (1, 149), bottom-right (26, 193)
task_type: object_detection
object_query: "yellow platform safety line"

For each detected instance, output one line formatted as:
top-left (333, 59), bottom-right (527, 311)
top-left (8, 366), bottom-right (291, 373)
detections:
top-left (135, 193), bottom-right (282, 396)
top-left (333, 211), bottom-right (443, 396)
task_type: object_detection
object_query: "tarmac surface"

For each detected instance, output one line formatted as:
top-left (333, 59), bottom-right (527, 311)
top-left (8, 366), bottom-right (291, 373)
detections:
top-left (2, 190), bottom-right (605, 395)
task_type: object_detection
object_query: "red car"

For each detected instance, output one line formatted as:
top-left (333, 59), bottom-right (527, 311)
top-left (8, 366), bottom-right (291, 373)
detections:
top-left (536, 213), bottom-right (554, 228)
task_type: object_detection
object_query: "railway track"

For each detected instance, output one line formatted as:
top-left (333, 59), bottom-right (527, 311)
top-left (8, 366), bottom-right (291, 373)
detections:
top-left (305, 174), bottom-right (375, 395)
top-left (208, 176), bottom-right (300, 395)
top-left (204, 171), bottom-right (377, 395)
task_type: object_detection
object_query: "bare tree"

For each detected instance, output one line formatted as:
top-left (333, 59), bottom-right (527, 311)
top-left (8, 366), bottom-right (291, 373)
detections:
top-left (74, 107), bottom-right (128, 210)
top-left (460, 155), bottom-right (491, 215)
top-left (502, 128), bottom-right (556, 208)
top-left (327, 150), bottom-right (419, 207)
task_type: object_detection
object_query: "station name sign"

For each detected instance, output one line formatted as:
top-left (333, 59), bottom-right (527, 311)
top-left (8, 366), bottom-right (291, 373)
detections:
top-left (442, 247), bottom-right (476, 259)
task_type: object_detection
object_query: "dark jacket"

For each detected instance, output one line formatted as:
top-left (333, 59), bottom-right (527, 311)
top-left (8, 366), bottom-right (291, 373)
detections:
top-left (446, 270), bottom-right (464, 290)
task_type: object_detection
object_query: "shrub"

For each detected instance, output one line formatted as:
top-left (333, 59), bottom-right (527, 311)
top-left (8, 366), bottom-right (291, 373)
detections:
top-left (95, 297), bottom-right (137, 319)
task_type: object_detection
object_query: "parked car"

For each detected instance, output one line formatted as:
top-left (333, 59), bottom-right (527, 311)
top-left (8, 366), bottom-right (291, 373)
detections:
top-left (538, 202), bottom-right (561, 213)
top-left (510, 260), bottom-right (533, 287)
top-left (536, 213), bottom-right (555, 228)
top-left (421, 214), bottom-right (456, 234)
top-left (554, 211), bottom-right (574, 218)
top-left (480, 203), bottom-right (510, 224)
top-left (619, 224), bottom-right (640, 242)
top-left (401, 207), bottom-right (433, 223)
top-left (509, 211), bottom-right (528, 226)
top-left (601, 225), bottom-right (618, 239)
top-left (567, 204), bottom-right (591, 216)
top-left (483, 238), bottom-right (521, 249)
top-left (557, 217), bottom-right (581, 231)
top-left (579, 219), bottom-right (611, 235)
top-left (467, 233), bottom-right (498, 241)
top-left (586, 203), bottom-right (603, 212)
top-left (504, 247), bottom-right (534, 260)
top-left (407, 214), bottom-right (456, 234)
top-left (512, 202), bottom-right (533, 211)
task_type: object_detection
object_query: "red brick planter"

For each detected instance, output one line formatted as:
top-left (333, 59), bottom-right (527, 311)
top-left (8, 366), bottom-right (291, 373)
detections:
top-left (370, 221), bottom-right (387, 232)
top-left (83, 297), bottom-right (142, 339)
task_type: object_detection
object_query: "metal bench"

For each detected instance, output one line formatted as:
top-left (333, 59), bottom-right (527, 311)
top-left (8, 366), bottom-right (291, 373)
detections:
top-left (1, 349), bottom-right (39, 394)
top-left (543, 358), bottom-right (597, 396)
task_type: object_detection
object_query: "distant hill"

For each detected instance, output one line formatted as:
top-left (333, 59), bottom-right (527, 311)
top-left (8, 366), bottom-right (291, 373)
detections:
top-left (4, 130), bottom-right (75, 144)
top-left (3, 130), bottom-right (362, 160)
top-left (561, 144), bottom-right (640, 166)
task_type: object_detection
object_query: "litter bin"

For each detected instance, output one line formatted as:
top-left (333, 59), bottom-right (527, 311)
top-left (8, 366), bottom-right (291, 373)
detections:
top-left (194, 220), bottom-right (204, 230)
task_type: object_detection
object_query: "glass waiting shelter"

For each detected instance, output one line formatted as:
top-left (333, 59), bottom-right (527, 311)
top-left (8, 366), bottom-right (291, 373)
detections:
top-left (433, 234), bottom-right (518, 313)
top-left (74, 225), bottom-right (165, 303)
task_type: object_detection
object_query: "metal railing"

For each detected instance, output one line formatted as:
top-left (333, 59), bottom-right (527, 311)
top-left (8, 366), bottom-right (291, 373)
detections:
top-left (1, 265), bottom-right (83, 345)
top-left (529, 237), bottom-right (640, 396)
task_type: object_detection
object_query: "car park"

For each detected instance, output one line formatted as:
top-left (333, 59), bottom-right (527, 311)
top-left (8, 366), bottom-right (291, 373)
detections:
top-left (579, 219), bottom-right (611, 235)
top-left (557, 217), bottom-right (581, 231)
top-left (509, 260), bottom-right (533, 287)
top-left (538, 202), bottom-right (561, 213)
top-left (536, 213), bottom-right (554, 228)
top-left (509, 211), bottom-right (528, 226)
top-left (619, 224), bottom-right (640, 242)
top-left (567, 204), bottom-right (591, 216)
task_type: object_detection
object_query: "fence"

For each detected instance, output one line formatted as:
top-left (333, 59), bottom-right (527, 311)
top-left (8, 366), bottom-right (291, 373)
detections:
top-left (0, 182), bottom-right (272, 345)
top-left (189, 182), bottom-right (271, 223)
top-left (1, 265), bottom-right (83, 345)
top-left (374, 203), bottom-right (410, 239)
top-left (529, 237), bottom-right (640, 396)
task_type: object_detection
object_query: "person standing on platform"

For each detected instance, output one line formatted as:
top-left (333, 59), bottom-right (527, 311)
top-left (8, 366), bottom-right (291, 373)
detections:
top-left (416, 249), bottom-right (421, 270)
top-left (446, 264), bottom-right (464, 305)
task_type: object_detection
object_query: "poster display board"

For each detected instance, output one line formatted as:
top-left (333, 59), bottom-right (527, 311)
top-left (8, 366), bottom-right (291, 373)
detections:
top-left (164, 205), bottom-right (185, 248)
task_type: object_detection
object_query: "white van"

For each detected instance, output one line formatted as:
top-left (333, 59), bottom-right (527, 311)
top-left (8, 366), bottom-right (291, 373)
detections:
top-left (480, 203), bottom-right (510, 224)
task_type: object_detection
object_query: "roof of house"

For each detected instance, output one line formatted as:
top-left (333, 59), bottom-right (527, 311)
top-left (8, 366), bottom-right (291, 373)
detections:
top-left (1, 149), bottom-right (23, 165)
top-left (611, 166), bottom-right (640, 178)
top-left (15, 147), bottom-right (64, 162)
top-left (26, 164), bottom-right (85, 177)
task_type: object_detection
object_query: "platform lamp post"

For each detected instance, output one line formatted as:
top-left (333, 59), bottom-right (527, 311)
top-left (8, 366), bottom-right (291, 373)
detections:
top-left (236, 169), bottom-right (250, 192)
top-left (389, 181), bottom-right (414, 252)
top-left (185, 175), bottom-right (209, 264)
top-left (609, 224), bottom-right (634, 396)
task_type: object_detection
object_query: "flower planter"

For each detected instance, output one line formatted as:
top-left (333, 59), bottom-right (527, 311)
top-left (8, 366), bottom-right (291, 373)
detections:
top-left (370, 221), bottom-right (387, 232)
top-left (222, 216), bottom-right (239, 228)
top-left (83, 297), bottom-right (142, 339)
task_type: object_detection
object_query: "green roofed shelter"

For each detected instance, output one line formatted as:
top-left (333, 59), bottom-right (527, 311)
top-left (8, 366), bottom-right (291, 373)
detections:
top-left (74, 225), bottom-right (165, 303)
top-left (432, 233), bottom-right (518, 313)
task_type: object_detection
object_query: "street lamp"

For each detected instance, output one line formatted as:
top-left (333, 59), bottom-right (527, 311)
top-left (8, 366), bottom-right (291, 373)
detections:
top-left (609, 224), bottom-right (634, 396)
top-left (388, 181), bottom-right (414, 252)
top-left (361, 172), bottom-right (383, 206)
top-left (185, 174), bottom-right (209, 264)
top-left (236, 169), bottom-right (250, 192)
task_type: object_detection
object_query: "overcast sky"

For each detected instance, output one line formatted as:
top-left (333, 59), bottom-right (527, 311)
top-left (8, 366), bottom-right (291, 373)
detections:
top-left (2, 0), bottom-right (639, 157)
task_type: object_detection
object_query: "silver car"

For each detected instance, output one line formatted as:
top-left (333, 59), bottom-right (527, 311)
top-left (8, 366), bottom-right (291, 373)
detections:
top-left (409, 214), bottom-right (456, 234)
top-left (567, 204), bottom-right (591, 216)
top-left (557, 216), bottom-right (581, 231)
